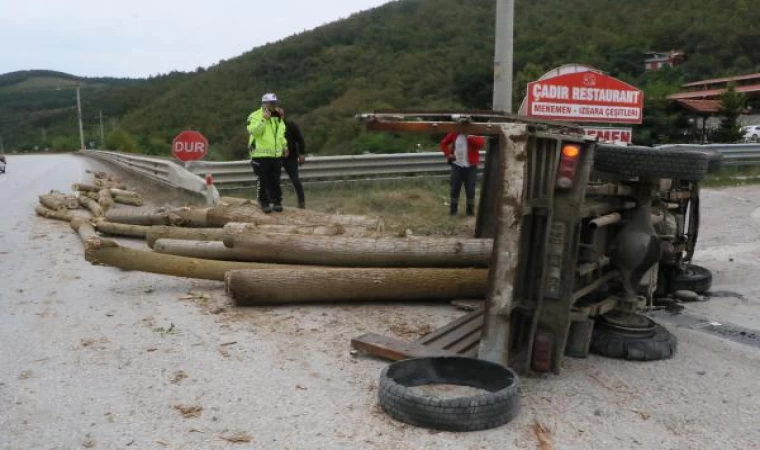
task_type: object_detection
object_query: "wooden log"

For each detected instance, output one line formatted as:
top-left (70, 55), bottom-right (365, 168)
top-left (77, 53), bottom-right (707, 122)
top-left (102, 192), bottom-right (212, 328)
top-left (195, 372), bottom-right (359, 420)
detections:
top-left (78, 194), bottom-right (104, 217)
top-left (227, 234), bottom-right (493, 267)
top-left (94, 179), bottom-right (127, 190)
top-left (35, 205), bottom-right (75, 222)
top-left (98, 189), bottom-right (115, 213)
top-left (63, 195), bottom-right (79, 209)
top-left (225, 267), bottom-right (488, 305)
top-left (105, 210), bottom-right (177, 226)
top-left (39, 193), bottom-right (67, 211)
top-left (206, 206), bottom-right (384, 230)
top-left (169, 207), bottom-right (211, 227)
top-left (113, 194), bottom-right (144, 207)
top-left (72, 183), bottom-right (101, 193)
top-left (95, 221), bottom-right (152, 238)
top-left (71, 217), bottom-right (99, 242)
top-left (154, 239), bottom-right (259, 262)
top-left (109, 188), bottom-right (141, 199)
top-left (223, 222), bottom-right (345, 239)
top-left (146, 226), bottom-right (226, 248)
top-left (83, 239), bottom-right (282, 281)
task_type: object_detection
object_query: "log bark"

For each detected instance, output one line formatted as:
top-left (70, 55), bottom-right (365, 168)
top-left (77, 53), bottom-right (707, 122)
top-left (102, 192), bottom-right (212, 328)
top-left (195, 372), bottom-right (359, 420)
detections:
top-left (154, 239), bottom-right (260, 262)
top-left (146, 226), bottom-right (226, 248)
top-left (219, 197), bottom-right (254, 207)
top-left (113, 194), bottom-right (144, 207)
top-left (109, 188), bottom-right (141, 199)
top-left (83, 239), bottom-right (282, 281)
top-left (206, 206), bottom-right (384, 230)
top-left (94, 221), bottom-right (152, 238)
top-left (35, 205), bottom-right (75, 222)
top-left (225, 267), bottom-right (488, 305)
top-left (227, 234), bottom-right (493, 267)
top-left (72, 183), bottom-right (101, 193)
top-left (71, 217), bottom-right (99, 242)
top-left (39, 193), bottom-right (67, 211)
top-left (105, 210), bottom-right (179, 226)
top-left (78, 194), bottom-right (104, 217)
top-left (94, 179), bottom-right (127, 190)
top-left (169, 207), bottom-right (211, 227)
top-left (63, 195), bottom-right (79, 209)
top-left (98, 189), bottom-right (115, 213)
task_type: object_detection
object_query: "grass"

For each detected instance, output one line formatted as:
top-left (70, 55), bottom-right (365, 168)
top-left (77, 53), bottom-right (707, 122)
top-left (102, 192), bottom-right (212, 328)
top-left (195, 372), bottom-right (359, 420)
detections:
top-left (701, 165), bottom-right (760, 188)
top-left (225, 178), bottom-right (478, 237)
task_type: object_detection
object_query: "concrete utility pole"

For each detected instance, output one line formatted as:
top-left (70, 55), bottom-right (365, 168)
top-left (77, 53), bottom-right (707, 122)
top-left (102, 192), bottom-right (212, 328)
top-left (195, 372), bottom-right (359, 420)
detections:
top-left (99, 110), bottom-right (105, 148)
top-left (76, 86), bottom-right (85, 150)
top-left (493, 0), bottom-right (515, 112)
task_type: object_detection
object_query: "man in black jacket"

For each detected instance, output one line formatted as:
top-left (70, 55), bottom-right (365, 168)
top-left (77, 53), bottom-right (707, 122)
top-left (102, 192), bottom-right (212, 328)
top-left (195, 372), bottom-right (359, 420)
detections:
top-left (278, 109), bottom-right (307, 209)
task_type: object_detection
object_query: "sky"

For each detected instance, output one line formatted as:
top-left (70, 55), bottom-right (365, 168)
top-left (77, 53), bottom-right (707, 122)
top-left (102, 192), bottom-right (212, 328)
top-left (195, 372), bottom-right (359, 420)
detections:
top-left (0, 0), bottom-right (393, 78)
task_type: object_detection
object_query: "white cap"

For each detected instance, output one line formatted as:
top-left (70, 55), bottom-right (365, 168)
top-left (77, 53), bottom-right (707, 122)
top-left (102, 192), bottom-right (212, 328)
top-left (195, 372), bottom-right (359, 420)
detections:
top-left (261, 93), bottom-right (278, 103)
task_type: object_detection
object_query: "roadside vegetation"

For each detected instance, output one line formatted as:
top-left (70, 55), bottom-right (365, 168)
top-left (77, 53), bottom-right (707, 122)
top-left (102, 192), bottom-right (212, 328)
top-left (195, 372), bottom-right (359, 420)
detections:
top-left (2, 0), bottom-right (759, 156)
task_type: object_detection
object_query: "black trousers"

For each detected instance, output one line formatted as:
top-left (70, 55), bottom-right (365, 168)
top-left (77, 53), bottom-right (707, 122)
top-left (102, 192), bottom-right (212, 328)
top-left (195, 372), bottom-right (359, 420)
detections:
top-left (450, 165), bottom-right (477, 206)
top-left (251, 158), bottom-right (282, 206)
top-left (282, 157), bottom-right (305, 206)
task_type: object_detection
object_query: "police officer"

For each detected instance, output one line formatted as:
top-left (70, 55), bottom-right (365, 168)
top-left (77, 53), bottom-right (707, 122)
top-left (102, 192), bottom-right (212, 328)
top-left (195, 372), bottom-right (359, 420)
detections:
top-left (247, 93), bottom-right (288, 213)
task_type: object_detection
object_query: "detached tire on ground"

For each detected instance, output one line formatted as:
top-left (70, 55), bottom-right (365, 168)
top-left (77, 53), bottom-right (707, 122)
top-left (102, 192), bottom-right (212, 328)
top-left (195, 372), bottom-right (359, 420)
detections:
top-left (669, 264), bottom-right (713, 295)
top-left (590, 315), bottom-right (677, 361)
top-left (594, 145), bottom-right (709, 180)
top-left (378, 357), bottom-right (520, 432)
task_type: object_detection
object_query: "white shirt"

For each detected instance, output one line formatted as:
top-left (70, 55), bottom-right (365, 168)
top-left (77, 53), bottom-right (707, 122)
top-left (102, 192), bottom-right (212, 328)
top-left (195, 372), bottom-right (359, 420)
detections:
top-left (453, 134), bottom-right (470, 168)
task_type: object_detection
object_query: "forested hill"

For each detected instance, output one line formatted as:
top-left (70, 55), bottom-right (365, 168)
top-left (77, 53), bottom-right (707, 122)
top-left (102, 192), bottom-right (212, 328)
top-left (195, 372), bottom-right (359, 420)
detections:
top-left (2, 0), bottom-right (759, 156)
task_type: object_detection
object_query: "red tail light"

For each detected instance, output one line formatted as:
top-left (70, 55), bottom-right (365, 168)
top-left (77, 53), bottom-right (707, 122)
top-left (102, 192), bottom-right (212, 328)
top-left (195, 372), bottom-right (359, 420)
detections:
top-left (556, 144), bottom-right (582, 189)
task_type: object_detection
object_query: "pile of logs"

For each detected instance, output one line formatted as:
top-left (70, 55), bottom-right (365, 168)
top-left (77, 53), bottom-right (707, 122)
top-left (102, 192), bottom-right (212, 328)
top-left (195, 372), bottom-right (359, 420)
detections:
top-left (36, 176), bottom-right (492, 306)
top-left (36, 171), bottom-right (144, 221)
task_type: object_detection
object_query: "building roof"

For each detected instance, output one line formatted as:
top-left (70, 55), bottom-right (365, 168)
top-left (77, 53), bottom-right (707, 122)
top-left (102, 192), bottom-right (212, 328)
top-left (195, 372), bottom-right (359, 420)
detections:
top-left (668, 84), bottom-right (760, 100)
top-left (673, 99), bottom-right (721, 114)
top-left (683, 72), bottom-right (760, 88)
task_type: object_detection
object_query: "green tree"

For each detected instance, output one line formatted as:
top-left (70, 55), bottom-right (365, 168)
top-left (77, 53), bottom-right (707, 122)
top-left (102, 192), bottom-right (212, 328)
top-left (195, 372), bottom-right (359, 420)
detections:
top-left (105, 129), bottom-right (139, 153)
top-left (713, 83), bottom-right (746, 143)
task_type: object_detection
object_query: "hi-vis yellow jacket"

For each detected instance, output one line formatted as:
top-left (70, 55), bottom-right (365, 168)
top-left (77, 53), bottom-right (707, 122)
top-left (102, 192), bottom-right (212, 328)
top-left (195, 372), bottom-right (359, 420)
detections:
top-left (246, 108), bottom-right (287, 158)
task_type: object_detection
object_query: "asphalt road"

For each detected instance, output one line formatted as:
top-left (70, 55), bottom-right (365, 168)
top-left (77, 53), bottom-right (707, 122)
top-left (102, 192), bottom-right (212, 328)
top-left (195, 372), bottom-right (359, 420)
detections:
top-left (2, 154), bottom-right (760, 450)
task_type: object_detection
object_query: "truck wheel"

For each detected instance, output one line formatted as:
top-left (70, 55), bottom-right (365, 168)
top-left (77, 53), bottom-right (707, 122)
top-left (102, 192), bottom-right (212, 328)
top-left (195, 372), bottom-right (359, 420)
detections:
top-left (594, 145), bottom-right (709, 180)
top-left (669, 264), bottom-right (712, 295)
top-left (590, 313), bottom-right (677, 361)
top-left (378, 357), bottom-right (520, 432)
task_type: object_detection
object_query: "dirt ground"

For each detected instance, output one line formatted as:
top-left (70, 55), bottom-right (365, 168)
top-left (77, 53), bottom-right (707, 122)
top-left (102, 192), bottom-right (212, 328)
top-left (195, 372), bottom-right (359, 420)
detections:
top-left (2, 154), bottom-right (760, 450)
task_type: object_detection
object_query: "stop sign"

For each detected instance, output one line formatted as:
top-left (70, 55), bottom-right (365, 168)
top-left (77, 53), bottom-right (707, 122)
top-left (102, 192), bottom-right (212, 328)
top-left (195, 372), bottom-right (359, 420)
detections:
top-left (172, 130), bottom-right (209, 162)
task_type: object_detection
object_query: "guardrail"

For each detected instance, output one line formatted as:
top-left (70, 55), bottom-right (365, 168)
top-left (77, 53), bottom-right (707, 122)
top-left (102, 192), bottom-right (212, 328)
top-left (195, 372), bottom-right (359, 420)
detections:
top-left (79, 150), bottom-right (217, 199)
top-left (82, 144), bottom-right (760, 191)
top-left (185, 152), bottom-right (487, 188)
top-left (656, 144), bottom-right (760, 167)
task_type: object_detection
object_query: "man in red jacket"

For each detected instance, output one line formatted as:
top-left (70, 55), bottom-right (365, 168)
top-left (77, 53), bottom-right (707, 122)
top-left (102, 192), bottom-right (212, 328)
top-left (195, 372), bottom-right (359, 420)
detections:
top-left (440, 133), bottom-right (486, 216)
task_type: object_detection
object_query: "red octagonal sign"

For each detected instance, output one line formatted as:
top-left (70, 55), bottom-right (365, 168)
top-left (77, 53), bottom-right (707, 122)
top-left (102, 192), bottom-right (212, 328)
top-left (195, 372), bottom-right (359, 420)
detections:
top-left (172, 130), bottom-right (209, 162)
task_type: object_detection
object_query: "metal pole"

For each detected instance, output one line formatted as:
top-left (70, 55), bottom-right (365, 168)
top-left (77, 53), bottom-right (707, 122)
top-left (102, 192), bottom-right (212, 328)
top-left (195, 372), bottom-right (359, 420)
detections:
top-left (99, 110), bottom-right (105, 148)
top-left (76, 87), bottom-right (85, 150)
top-left (0, 135), bottom-right (4, 153)
top-left (493, 0), bottom-right (515, 113)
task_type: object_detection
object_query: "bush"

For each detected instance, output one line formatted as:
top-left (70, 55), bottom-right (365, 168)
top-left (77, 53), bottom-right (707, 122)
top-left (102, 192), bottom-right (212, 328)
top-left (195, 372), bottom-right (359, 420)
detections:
top-left (105, 129), bottom-right (139, 153)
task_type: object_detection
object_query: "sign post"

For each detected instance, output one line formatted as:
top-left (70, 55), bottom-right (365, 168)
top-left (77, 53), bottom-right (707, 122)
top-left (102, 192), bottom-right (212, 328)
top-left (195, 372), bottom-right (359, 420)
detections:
top-left (526, 71), bottom-right (644, 125)
top-left (172, 130), bottom-right (209, 162)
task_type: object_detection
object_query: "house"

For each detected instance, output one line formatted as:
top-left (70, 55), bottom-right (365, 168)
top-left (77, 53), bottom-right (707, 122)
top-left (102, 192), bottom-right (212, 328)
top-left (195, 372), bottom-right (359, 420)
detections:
top-left (644, 51), bottom-right (686, 71)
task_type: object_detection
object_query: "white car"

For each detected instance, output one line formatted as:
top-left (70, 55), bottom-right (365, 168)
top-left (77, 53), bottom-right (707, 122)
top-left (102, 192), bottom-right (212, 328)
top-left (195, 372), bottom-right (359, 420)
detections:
top-left (743, 125), bottom-right (760, 142)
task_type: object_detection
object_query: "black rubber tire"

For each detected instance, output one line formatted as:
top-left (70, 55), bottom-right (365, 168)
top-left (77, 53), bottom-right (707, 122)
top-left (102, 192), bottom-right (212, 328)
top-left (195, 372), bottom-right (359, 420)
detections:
top-left (669, 264), bottom-right (712, 295)
top-left (655, 145), bottom-right (724, 174)
top-left (591, 319), bottom-right (677, 361)
top-left (595, 145), bottom-right (709, 180)
top-left (378, 357), bottom-right (520, 432)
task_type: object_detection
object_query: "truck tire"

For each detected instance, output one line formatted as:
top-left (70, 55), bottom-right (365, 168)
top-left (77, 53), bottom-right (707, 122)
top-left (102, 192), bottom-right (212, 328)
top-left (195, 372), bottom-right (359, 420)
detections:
top-left (591, 318), bottom-right (677, 361)
top-left (378, 357), bottom-right (520, 432)
top-left (655, 145), bottom-right (724, 174)
top-left (669, 264), bottom-right (712, 295)
top-left (595, 145), bottom-right (709, 180)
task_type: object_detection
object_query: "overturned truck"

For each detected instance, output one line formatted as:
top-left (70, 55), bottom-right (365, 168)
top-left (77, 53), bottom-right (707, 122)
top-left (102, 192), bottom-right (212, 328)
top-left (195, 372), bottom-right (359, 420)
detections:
top-left (353, 111), bottom-right (719, 373)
